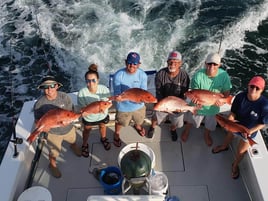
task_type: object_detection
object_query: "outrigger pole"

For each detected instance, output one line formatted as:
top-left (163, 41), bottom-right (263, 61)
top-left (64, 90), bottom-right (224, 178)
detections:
top-left (9, 38), bottom-right (23, 158)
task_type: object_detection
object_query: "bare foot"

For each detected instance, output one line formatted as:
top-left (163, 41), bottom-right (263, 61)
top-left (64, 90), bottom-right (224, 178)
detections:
top-left (204, 133), bottom-right (213, 147)
top-left (181, 129), bottom-right (189, 142)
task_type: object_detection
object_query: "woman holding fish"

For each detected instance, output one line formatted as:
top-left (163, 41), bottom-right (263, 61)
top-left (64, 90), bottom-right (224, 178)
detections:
top-left (182, 53), bottom-right (232, 146)
top-left (212, 76), bottom-right (268, 179)
top-left (112, 52), bottom-right (148, 147)
top-left (78, 64), bottom-right (112, 157)
top-left (148, 51), bottom-right (190, 140)
top-left (33, 75), bottom-right (82, 178)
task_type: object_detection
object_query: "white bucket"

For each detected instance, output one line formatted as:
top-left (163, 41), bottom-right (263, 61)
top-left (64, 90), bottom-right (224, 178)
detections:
top-left (149, 171), bottom-right (168, 195)
top-left (17, 186), bottom-right (52, 201)
top-left (118, 143), bottom-right (156, 169)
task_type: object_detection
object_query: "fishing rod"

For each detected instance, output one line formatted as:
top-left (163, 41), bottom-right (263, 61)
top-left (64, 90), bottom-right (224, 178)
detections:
top-left (218, 25), bottom-right (224, 54)
top-left (25, 133), bottom-right (46, 189)
top-left (32, 0), bottom-right (53, 73)
top-left (24, 4), bottom-right (51, 189)
top-left (9, 38), bottom-right (23, 158)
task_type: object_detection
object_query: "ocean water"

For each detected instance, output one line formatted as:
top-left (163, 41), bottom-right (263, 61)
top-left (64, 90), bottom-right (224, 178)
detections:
top-left (1, 0), bottom-right (268, 163)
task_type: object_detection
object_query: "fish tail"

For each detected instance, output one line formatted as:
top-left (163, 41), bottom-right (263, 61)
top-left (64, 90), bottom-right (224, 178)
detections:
top-left (190, 106), bottom-right (198, 115)
top-left (248, 138), bottom-right (257, 146)
top-left (26, 128), bottom-right (40, 144)
top-left (225, 95), bottom-right (233, 105)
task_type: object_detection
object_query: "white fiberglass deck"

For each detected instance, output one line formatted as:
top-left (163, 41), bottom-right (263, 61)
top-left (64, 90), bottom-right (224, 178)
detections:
top-left (32, 117), bottom-right (251, 201)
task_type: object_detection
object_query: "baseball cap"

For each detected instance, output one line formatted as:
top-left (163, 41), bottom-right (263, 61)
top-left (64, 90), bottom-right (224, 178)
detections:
top-left (37, 75), bottom-right (63, 89)
top-left (205, 53), bottom-right (221, 64)
top-left (168, 51), bottom-right (182, 60)
top-left (126, 52), bottom-right (140, 64)
top-left (248, 76), bottom-right (265, 90)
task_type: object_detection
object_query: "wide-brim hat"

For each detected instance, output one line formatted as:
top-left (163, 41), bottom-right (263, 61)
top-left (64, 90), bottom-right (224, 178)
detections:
top-left (37, 75), bottom-right (63, 89)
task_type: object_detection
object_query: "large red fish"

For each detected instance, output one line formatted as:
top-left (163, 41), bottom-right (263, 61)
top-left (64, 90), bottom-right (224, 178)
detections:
top-left (81, 100), bottom-right (113, 117)
top-left (27, 108), bottom-right (81, 144)
top-left (215, 114), bottom-right (257, 146)
top-left (109, 88), bottom-right (157, 103)
top-left (154, 96), bottom-right (200, 114)
top-left (185, 89), bottom-right (233, 106)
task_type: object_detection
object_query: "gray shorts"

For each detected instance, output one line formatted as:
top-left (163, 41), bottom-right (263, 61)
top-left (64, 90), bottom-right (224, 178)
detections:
top-left (184, 112), bottom-right (217, 131)
top-left (116, 106), bottom-right (146, 126)
top-left (155, 111), bottom-right (184, 128)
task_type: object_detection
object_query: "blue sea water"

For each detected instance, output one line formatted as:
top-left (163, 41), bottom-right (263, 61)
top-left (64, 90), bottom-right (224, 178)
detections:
top-left (1, 0), bottom-right (268, 163)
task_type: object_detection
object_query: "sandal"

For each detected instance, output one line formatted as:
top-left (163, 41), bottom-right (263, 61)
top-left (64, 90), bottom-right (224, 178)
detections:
top-left (212, 145), bottom-right (229, 154)
top-left (81, 144), bottom-right (89, 158)
top-left (232, 163), bottom-right (240, 179)
top-left (113, 137), bottom-right (122, 147)
top-left (100, 137), bottom-right (111, 151)
top-left (133, 125), bottom-right (146, 137)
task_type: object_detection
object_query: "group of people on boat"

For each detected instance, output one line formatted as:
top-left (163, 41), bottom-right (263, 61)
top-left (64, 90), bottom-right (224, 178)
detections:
top-left (32, 50), bottom-right (268, 180)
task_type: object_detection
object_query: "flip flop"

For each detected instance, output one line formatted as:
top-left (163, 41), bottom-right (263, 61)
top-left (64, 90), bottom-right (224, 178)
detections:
top-left (212, 145), bottom-right (229, 154)
top-left (133, 125), bottom-right (146, 137)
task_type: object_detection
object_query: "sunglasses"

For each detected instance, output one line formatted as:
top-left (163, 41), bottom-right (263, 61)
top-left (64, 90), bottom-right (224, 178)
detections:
top-left (40, 84), bottom-right (57, 89)
top-left (206, 63), bottom-right (218, 66)
top-left (127, 62), bottom-right (139, 65)
top-left (86, 79), bottom-right (97, 84)
top-left (249, 85), bottom-right (260, 91)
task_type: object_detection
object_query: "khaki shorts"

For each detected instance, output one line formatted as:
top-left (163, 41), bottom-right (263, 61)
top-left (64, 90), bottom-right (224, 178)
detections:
top-left (184, 112), bottom-right (217, 131)
top-left (155, 111), bottom-right (184, 128)
top-left (47, 127), bottom-right (76, 158)
top-left (116, 106), bottom-right (146, 126)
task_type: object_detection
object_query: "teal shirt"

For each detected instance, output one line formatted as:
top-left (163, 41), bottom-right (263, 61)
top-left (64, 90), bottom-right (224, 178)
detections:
top-left (191, 68), bottom-right (232, 115)
top-left (77, 84), bottom-right (111, 122)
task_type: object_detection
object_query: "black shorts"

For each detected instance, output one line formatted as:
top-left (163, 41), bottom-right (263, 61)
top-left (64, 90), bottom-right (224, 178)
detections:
top-left (82, 115), bottom-right (110, 126)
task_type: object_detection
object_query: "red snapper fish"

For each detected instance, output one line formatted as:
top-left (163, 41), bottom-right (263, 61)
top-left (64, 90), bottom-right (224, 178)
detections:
top-left (215, 114), bottom-right (257, 146)
top-left (153, 96), bottom-right (200, 114)
top-left (185, 89), bottom-right (233, 106)
top-left (109, 88), bottom-right (157, 103)
top-left (27, 108), bottom-right (81, 144)
top-left (81, 100), bottom-right (113, 117)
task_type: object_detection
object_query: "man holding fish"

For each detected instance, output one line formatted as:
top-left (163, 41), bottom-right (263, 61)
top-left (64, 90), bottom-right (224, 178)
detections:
top-left (112, 52), bottom-right (148, 147)
top-left (33, 75), bottom-right (81, 178)
top-left (148, 51), bottom-right (190, 140)
top-left (182, 53), bottom-right (232, 146)
top-left (212, 76), bottom-right (268, 179)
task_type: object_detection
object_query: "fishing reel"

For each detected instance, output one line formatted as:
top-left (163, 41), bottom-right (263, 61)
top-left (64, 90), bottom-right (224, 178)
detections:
top-left (10, 137), bottom-right (23, 145)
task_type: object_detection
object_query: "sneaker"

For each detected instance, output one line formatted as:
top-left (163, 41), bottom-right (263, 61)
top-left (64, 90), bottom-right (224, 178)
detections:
top-left (70, 144), bottom-right (82, 157)
top-left (170, 130), bottom-right (178, 141)
top-left (49, 164), bottom-right (62, 178)
top-left (147, 127), bottom-right (155, 138)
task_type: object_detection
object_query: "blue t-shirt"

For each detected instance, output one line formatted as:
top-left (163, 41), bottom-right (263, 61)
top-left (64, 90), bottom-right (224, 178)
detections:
top-left (231, 91), bottom-right (268, 137)
top-left (113, 67), bottom-right (147, 112)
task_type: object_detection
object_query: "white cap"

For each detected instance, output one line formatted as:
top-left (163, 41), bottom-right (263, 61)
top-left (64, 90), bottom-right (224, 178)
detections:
top-left (168, 51), bottom-right (182, 60)
top-left (205, 53), bottom-right (221, 64)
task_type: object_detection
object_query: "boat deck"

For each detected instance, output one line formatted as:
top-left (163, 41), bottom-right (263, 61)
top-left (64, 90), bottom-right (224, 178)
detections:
top-left (32, 112), bottom-right (251, 201)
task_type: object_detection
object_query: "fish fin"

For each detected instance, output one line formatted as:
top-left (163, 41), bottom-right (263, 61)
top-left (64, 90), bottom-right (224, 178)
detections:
top-left (248, 138), bottom-right (257, 146)
top-left (226, 95), bottom-right (233, 105)
top-left (27, 128), bottom-right (40, 144)
top-left (108, 96), bottom-right (116, 101)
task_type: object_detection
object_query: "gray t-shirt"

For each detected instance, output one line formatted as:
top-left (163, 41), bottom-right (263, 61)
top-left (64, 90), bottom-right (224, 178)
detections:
top-left (34, 91), bottom-right (74, 135)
